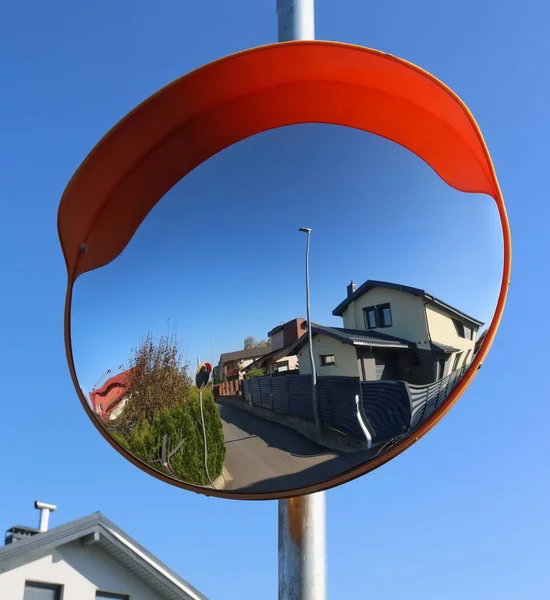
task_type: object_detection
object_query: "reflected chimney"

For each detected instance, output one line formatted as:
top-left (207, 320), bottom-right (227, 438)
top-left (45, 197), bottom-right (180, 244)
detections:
top-left (347, 280), bottom-right (357, 297)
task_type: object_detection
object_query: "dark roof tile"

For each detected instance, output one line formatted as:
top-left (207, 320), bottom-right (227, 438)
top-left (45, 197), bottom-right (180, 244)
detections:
top-left (220, 346), bottom-right (271, 363)
top-left (290, 323), bottom-right (414, 353)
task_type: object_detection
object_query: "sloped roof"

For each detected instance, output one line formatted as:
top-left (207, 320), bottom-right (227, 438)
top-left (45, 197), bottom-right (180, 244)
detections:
top-left (243, 343), bottom-right (297, 370)
top-left (267, 324), bottom-right (284, 337)
top-left (92, 369), bottom-right (133, 397)
top-left (430, 341), bottom-right (460, 354)
top-left (89, 369), bottom-right (134, 416)
top-left (0, 512), bottom-right (207, 600)
top-left (220, 346), bottom-right (271, 363)
top-left (290, 323), bottom-right (414, 353)
top-left (332, 280), bottom-right (483, 327)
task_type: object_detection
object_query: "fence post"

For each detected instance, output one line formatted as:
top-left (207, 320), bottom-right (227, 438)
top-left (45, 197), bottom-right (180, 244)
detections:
top-left (286, 374), bottom-right (291, 414)
top-left (258, 376), bottom-right (262, 409)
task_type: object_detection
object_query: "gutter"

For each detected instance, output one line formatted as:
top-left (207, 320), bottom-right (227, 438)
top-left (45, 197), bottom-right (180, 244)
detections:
top-left (106, 526), bottom-right (207, 600)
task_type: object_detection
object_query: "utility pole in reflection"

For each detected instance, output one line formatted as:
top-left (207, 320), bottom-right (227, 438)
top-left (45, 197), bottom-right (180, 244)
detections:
top-left (299, 227), bottom-right (321, 436)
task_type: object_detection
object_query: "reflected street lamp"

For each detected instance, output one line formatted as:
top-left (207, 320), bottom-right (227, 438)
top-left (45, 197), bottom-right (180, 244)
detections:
top-left (299, 227), bottom-right (321, 436)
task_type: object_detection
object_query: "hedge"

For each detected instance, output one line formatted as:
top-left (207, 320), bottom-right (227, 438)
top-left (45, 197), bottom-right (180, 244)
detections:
top-left (106, 386), bottom-right (225, 486)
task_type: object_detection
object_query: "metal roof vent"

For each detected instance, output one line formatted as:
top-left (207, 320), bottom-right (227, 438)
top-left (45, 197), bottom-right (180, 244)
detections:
top-left (4, 501), bottom-right (57, 545)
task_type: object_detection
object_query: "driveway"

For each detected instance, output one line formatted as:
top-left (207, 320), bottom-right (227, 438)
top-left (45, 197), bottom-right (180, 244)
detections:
top-left (216, 401), bottom-right (376, 494)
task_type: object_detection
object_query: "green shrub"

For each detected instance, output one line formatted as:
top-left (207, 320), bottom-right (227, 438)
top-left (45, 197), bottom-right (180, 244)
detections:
top-left (113, 386), bottom-right (226, 486)
top-left (169, 389), bottom-right (225, 485)
top-left (244, 367), bottom-right (265, 379)
top-left (104, 331), bottom-right (225, 487)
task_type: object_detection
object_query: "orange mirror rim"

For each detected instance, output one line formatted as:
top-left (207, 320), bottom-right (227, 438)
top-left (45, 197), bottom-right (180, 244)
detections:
top-left (58, 40), bottom-right (511, 500)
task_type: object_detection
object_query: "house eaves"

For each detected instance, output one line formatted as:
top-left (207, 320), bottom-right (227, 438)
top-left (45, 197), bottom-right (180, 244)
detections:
top-left (430, 341), bottom-right (460, 354)
top-left (0, 512), bottom-right (207, 600)
top-left (332, 280), bottom-right (484, 328)
top-left (289, 323), bottom-right (413, 354)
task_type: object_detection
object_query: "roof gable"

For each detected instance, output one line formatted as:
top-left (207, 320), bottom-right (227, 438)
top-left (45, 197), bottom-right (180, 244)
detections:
top-left (0, 513), bottom-right (206, 600)
top-left (332, 280), bottom-right (483, 327)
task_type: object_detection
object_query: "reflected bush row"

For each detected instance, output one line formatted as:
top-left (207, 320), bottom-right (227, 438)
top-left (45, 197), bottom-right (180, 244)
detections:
top-left (93, 334), bottom-right (225, 486)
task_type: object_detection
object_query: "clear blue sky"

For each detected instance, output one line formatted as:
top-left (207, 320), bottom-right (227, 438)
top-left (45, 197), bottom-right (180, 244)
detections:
top-left (72, 124), bottom-right (502, 391)
top-left (1, 1), bottom-right (549, 599)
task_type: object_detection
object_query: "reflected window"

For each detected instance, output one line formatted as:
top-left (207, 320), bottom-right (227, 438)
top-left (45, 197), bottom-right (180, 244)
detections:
top-left (363, 304), bottom-right (392, 329)
top-left (320, 355), bottom-right (335, 366)
top-left (24, 582), bottom-right (62, 600)
top-left (364, 307), bottom-right (377, 329)
top-left (379, 304), bottom-right (392, 327)
top-left (436, 357), bottom-right (447, 380)
top-left (453, 319), bottom-right (473, 339)
top-left (452, 352), bottom-right (463, 371)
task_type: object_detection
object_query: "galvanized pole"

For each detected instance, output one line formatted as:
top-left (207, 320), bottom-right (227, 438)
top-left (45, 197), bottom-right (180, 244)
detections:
top-left (277, 5), bottom-right (326, 600)
top-left (279, 493), bottom-right (327, 600)
top-left (277, 0), bottom-right (315, 41)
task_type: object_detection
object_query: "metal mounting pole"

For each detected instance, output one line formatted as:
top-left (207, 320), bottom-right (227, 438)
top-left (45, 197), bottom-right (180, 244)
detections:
top-left (277, 6), bottom-right (326, 600)
top-left (279, 494), bottom-right (327, 600)
top-left (277, 0), bottom-right (315, 41)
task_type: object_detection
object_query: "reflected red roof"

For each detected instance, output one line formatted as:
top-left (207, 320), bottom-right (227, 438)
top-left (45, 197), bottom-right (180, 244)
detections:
top-left (89, 369), bottom-right (133, 421)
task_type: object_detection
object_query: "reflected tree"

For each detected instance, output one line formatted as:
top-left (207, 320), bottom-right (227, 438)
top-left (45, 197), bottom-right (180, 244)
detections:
top-left (105, 332), bottom-right (225, 486)
top-left (115, 332), bottom-right (191, 434)
top-left (244, 336), bottom-right (271, 349)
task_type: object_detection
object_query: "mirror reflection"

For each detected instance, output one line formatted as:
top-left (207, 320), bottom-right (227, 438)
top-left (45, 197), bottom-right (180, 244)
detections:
top-left (71, 124), bottom-right (503, 495)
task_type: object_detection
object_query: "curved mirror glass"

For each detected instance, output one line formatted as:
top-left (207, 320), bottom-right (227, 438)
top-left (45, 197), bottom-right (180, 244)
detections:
top-left (71, 124), bottom-right (503, 495)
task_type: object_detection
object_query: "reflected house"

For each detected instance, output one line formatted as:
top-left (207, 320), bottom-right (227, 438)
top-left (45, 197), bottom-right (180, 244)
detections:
top-left (89, 369), bottom-right (133, 422)
top-left (244, 318), bottom-right (305, 375)
top-left (218, 346), bottom-right (271, 382)
top-left (292, 280), bottom-right (483, 385)
top-left (474, 328), bottom-right (489, 357)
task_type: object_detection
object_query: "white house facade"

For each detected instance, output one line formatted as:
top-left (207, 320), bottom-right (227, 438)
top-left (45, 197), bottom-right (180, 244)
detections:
top-left (293, 280), bottom-right (483, 385)
top-left (0, 503), bottom-right (207, 600)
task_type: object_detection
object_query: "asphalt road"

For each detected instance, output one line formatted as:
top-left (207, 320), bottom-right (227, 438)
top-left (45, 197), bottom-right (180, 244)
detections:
top-left (216, 401), bottom-right (375, 494)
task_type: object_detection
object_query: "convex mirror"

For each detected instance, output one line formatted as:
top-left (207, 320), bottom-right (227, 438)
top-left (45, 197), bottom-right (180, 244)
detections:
top-left (59, 42), bottom-right (510, 500)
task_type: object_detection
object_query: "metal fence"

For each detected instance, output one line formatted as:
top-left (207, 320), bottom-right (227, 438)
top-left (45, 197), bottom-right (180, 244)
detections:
top-left (242, 374), bottom-right (368, 439)
top-left (406, 363), bottom-right (468, 429)
top-left (241, 366), bottom-right (470, 444)
top-left (360, 381), bottom-right (410, 442)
